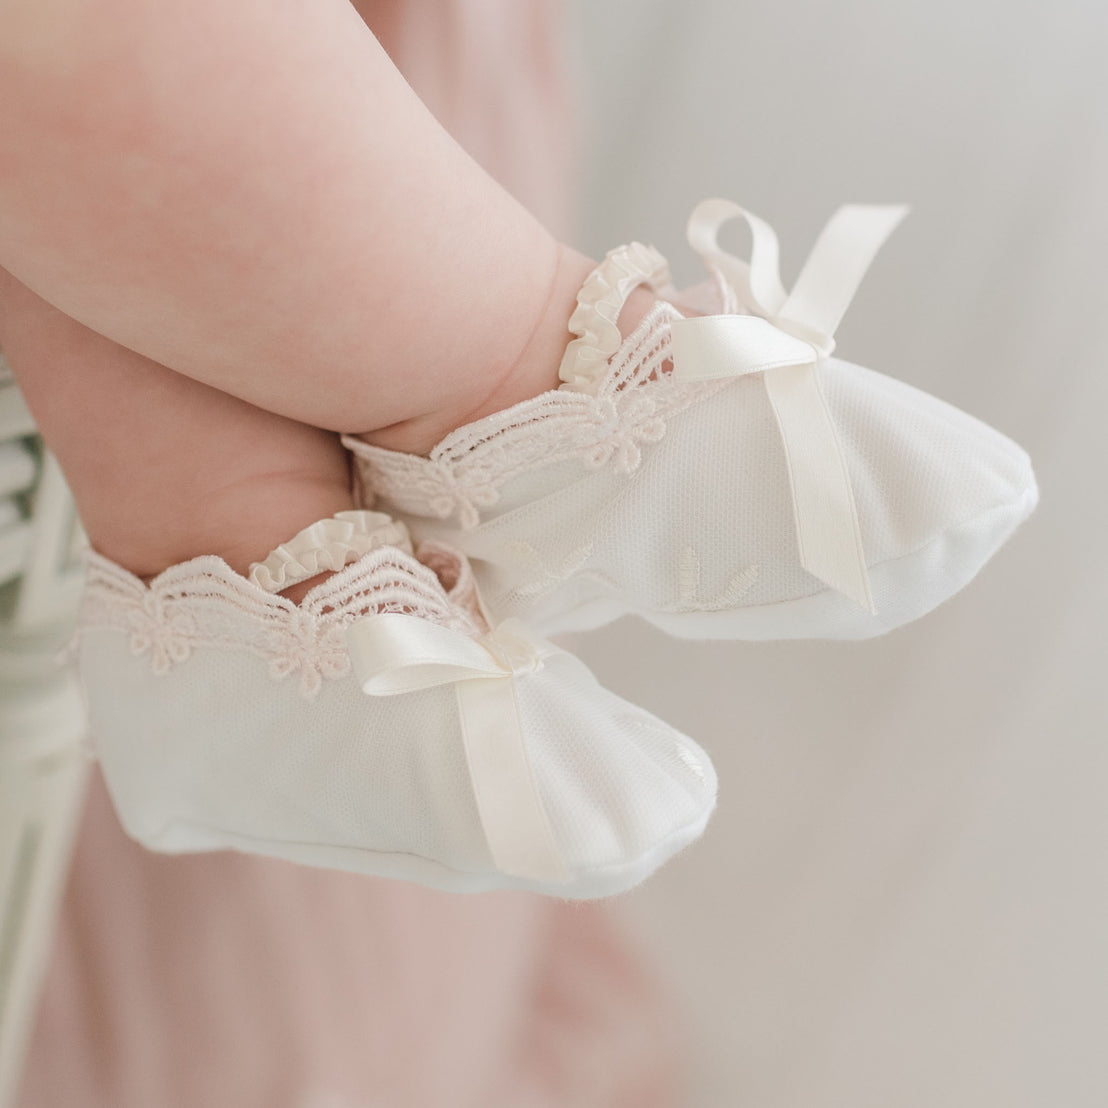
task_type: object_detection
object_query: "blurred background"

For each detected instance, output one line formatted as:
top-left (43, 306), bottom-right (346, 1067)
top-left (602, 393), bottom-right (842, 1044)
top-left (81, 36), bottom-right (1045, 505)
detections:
top-left (567, 0), bottom-right (1108, 1105)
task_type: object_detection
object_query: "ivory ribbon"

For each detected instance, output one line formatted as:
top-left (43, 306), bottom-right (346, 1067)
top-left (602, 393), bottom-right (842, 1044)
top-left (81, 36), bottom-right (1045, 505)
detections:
top-left (670, 199), bottom-right (909, 611)
top-left (346, 614), bottom-right (570, 884)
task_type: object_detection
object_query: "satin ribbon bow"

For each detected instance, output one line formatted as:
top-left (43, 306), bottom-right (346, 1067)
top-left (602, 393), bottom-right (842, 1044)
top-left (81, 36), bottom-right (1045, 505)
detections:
top-left (345, 613), bottom-right (569, 884)
top-left (670, 198), bottom-right (909, 610)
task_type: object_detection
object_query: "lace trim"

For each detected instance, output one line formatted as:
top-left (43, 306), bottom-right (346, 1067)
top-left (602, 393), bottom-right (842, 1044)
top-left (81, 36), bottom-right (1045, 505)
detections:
top-left (345, 303), bottom-right (730, 530)
top-left (557, 242), bottom-right (672, 392)
top-left (248, 510), bottom-right (412, 593)
top-left (78, 542), bottom-right (484, 698)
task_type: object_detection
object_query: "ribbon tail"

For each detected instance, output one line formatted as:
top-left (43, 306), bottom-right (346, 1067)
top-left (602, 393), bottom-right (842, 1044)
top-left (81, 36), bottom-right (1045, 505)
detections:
top-left (454, 678), bottom-right (570, 884)
top-left (763, 365), bottom-right (876, 613)
top-left (781, 204), bottom-right (910, 340)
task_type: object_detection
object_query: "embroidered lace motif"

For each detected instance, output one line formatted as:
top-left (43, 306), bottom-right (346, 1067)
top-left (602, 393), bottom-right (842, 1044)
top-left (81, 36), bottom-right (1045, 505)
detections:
top-left (79, 543), bottom-right (484, 698)
top-left (344, 244), bottom-right (731, 531)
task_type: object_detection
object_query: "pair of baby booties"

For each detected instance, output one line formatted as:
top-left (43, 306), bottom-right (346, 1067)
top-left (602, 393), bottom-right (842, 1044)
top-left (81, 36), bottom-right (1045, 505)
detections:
top-left (78, 200), bottom-right (1037, 899)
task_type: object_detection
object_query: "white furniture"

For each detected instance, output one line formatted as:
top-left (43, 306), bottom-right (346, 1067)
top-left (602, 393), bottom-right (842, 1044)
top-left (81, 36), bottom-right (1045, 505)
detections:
top-left (0, 354), bottom-right (89, 1108)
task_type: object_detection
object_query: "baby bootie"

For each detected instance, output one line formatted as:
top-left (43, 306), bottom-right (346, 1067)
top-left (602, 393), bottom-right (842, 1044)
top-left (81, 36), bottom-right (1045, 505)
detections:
top-left (344, 199), bottom-right (1037, 639)
top-left (76, 511), bottom-right (715, 898)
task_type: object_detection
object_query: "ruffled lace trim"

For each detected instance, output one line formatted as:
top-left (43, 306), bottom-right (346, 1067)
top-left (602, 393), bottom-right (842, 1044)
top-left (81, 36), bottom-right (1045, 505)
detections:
top-left (557, 242), bottom-right (672, 392)
top-left (248, 510), bottom-right (412, 593)
top-left (78, 541), bottom-right (484, 698)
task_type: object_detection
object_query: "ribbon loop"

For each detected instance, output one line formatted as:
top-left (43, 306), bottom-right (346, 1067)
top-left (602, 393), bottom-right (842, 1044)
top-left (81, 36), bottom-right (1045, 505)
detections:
top-left (346, 613), bottom-right (569, 884)
top-left (672, 199), bottom-right (908, 611)
top-left (685, 197), bottom-right (789, 317)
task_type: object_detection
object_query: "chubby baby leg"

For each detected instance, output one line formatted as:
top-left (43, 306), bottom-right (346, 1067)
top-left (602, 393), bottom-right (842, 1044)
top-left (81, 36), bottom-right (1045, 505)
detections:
top-left (0, 268), bottom-right (351, 596)
top-left (0, 0), bottom-right (628, 457)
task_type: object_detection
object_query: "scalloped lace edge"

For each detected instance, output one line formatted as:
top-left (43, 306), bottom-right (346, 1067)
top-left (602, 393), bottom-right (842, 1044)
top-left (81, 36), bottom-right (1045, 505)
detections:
top-left (341, 242), bottom-right (742, 530)
top-left (344, 305), bottom-right (732, 531)
top-left (77, 541), bottom-right (485, 698)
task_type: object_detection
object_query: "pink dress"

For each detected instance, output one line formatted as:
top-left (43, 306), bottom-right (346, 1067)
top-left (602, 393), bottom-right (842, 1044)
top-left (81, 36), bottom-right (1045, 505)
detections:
top-left (16, 5), bottom-right (682, 1104)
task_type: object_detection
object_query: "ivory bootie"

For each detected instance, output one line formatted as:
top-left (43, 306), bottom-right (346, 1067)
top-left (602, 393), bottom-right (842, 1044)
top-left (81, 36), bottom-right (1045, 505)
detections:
top-left (345, 200), bottom-right (1037, 639)
top-left (77, 511), bottom-right (716, 898)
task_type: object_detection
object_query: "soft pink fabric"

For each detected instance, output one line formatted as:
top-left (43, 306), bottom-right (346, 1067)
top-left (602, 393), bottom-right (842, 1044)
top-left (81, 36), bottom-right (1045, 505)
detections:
top-left (17, 5), bottom-right (682, 1104)
top-left (358, 0), bottom-right (577, 238)
top-left (19, 774), bottom-right (679, 1108)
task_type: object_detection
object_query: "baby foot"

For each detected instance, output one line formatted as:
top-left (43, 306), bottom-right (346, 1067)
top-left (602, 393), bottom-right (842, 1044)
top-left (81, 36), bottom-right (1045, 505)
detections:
top-left (343, 199), bottom-right (1037, 640)
top-left (77, 511), bottom-right (716, 897)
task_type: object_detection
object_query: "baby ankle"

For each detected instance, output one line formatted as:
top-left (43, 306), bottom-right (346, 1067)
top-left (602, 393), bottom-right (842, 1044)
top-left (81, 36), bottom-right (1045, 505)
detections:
top-left (355, 246), bottom-right (602, 457)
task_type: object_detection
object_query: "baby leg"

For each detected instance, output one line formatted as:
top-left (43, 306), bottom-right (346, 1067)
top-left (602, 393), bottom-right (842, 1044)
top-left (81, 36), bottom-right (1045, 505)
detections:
top-left (0, 0), bottom-right (641, 457)
top-left (0, 267), bottom-right (351, 593)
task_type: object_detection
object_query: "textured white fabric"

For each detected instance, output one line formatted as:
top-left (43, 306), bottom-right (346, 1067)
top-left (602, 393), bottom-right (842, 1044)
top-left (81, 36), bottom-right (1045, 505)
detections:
top-left (76, 528), bottom-right (715, 898)
top-left (345, 211), bottom-right (1037, 639)
top-left (347, 613), bottom-right (569, 882)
